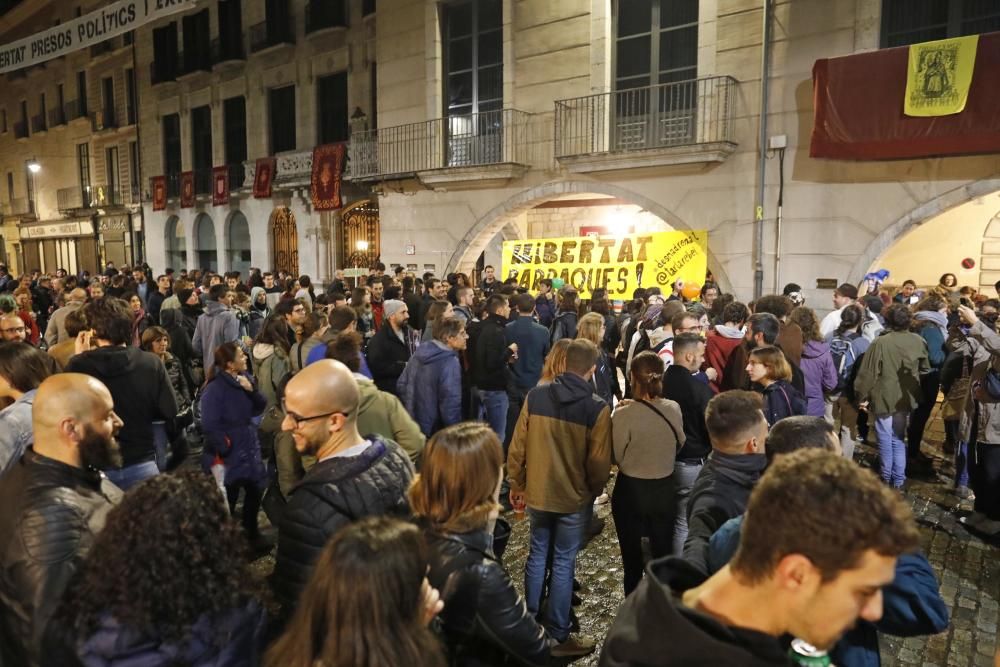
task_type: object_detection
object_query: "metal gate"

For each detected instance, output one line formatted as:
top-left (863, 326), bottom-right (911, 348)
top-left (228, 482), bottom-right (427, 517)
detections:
top-left (270, 206), bottom-right (299, 276)
top-left (341, 199), bottom-right (380, 269)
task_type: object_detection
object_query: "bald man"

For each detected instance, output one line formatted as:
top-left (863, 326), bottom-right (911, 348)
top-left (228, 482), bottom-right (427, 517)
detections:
top-left (0, 313), bottom-right (27, 343)
top-left (0, 374), bottom-right (123, 666)
top-left (44, 287), bottom-right (87, 346)
top-left (271, 359), bottom-right (415, 614)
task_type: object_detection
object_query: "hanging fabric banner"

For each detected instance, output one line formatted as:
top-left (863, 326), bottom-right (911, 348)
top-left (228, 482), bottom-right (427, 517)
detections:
top-left (311, 143), bottom-right (345, 211)
top-left (180, 171), bottom-right (195, 208)
top-left (212, 166), bottom-right (228, 206)
top-left (904, 35), bottom-right (978, 117)
top-left (0, 0), bottom-right (199, 74)
top-left (151, 176), bottom-right (166, 212)
top-left (253, 158), bottom-right (276, 199)
top-left (501, 230), bottom-right (708, 299)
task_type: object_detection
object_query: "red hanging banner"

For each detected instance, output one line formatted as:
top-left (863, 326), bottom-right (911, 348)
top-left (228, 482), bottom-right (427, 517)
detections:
top-left (151, 176), bottom-right (166, 211)
top-left (253, 157), bottom-right (276, 199)
top-left (310, 143), bottom-right (346, 211)
top-left (212, 166), bottom-right (229, 206)
top-left (811, 31), bottom-right (1000, 160)
top-left (180, 171), bottom-right (195, 208)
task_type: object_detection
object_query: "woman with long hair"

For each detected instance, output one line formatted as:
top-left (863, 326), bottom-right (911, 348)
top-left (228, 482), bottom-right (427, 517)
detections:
top-left (906, 294), bottom-right (949, 470)
top-left (253, 316), bottom-right (299, 496)
top-left (295, 275), bottom-right (316, 310)
top-left (746, 346), bottom-right (807, 426)
top-left (265, 516), bottom-right (446, 667)
top-left (933, 272), bottom-right (958, 300)
top-left (612, 351), bottom-right (684, 594)
top-left (550, 289), bottom-right (579, 343)
top-left (0, 342), bottom-right (55, 476)
top-left (577, 311), bottom-right (620, 405)
top-left (290, 311), bottom-right (329, 373)
top-left (122, 291), bottom-right (150, 347)
top-left (422, 299), bottom-right (454, 342)
top-left (411, 422), bottom-right (551, 666)
top-left (539, 338), bottom-right (571, 385)
top-left (200, 341), bottom-right (269, 549)
top-left (788, 306), bottom-right (837, 418)
top-left (141, 325), bottom-right (191, 411)
top-left (51, 470), bottom-right (266, 665)
top-left (827, 304), bottom-right (870, 460)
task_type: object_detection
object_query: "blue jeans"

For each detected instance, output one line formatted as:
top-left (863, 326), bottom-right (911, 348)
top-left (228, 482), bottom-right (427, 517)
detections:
top-left (874, 412), bottom-right (908, 488)
top-left (104, 460), bottom-right (160, 491)
top-left (672, 459), bottom-right (705, 556)
top-left (478, 389), bottom-right (509, 443)
top-left (955, 441), bottom-right (970, 488)
top-left (524, 507), bottom-right (588, 642)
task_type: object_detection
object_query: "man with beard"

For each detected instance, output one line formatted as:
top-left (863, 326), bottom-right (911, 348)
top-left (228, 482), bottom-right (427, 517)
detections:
top-left (370, 279), bottom-right (386, 331)
top-left (271, 360), bottom-right (414, 616)
top-left (0, 373), bottom-right (124, 666)
top-left (66, 298), bottom-right (178, 490)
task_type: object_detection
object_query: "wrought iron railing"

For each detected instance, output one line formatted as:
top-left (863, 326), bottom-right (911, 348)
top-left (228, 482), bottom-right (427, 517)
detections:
top-left (306, 0), bottom-right (347, 33)
top-left (48, 106), bottom-right (66, 127)
top-left (13, 120), bottom-right (28, 139)
top-left (65, 99), bottom-right (86, 121)
top-left (193, 167), bottom-right (212, 195)
top-left (30, 113), bottom-right (46, 133)
top-left (211, 36), bottom-right (245, 64)
top-left (180, 48), bottom-right (212, 76)
top-left (166, 172), bottom-right (181, 199)
top-left (554, 75), bottom-right (737, 159)
top-left (57, 186), bottom-right (92, 210)
top-left (92, 109), bottom-right (117, 131)
top-left (348, 108), bottom-right (532, 179)
top-left (227, 163), bottom-right (246, 190)
top-left (249, 16), bottom-right (294, 53)
top-left (150, 61), bottom-right (177, 85)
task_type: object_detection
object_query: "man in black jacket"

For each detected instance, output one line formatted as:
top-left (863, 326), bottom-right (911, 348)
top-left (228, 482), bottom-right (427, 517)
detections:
top-left (366, 299), bottom-right (417, 395)
top-left (273, 360), bottom-right (414, 615)
top-left (471, 295), bottom-right (515, 442)
top-left (662, 332), bottom-right (714, 556)
top-left (66, 297), bottom-right (178, 490)
top-left (0, 374), bottom-right (124, 666)
top-left (681, 390), bottom-right (768, 577)
top-left (600, 450), bottom-right (920, 667)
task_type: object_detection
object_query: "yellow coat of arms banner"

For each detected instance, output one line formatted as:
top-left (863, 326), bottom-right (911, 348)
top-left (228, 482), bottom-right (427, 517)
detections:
top-left (904, 35), bottom-right (978, 117)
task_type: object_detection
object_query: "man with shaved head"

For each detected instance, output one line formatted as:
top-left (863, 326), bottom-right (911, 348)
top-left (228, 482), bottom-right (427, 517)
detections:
top-left (0, 373), bottom-right (123, 666)
top-left (44, 287), bottom-right (87, 346)
top-left (271, 359), bottom-right (415, 615)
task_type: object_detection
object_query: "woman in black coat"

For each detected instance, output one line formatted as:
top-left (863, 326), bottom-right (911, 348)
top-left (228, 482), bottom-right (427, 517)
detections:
top-left (410, 423), bottom-right (552, 666)
top-left (747, 346), bottom-right (807, 426)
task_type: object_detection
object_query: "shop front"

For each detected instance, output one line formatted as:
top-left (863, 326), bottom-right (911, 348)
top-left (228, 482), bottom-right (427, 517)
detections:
top-left (97, 213), bottom-right (138, 269)
top-left (19, 219), bottom-right (99, 276)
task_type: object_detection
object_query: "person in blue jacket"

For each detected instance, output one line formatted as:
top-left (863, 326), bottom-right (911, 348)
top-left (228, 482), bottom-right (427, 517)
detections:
top-left (907, 295), bottom-right (950, 471)
top-left (703, 415), bottom-right (949, 667)
top-left (397, 317), bottom-right (467, 437)
top-left (200, 341), bottom-right (269, 549)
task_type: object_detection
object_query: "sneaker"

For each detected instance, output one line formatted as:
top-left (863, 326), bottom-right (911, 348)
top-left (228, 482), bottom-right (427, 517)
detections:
top-left (955, 486), bottom-right (975, 500)
top-left (551, 635), bottom-right (596, 658)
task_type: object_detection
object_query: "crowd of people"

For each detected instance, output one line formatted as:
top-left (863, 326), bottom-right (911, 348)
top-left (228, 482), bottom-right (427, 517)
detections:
top-left (4, 259), bottom-right (995, 665)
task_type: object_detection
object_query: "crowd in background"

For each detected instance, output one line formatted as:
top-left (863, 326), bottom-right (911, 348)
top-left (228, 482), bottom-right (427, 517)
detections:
top-left (3, 258), bottom-right (996, 666)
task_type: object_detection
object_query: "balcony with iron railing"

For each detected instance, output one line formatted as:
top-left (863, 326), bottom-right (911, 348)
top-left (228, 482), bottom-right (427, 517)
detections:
top-left (165, 172), bottom-right (181, 199)
top-left (30, 113), bottom-right (46, 134)
top-left (348, 108), bottom-right (533, 185)
top-left (192, 167), bottom-right (213, 195)
top-left (90, 185), bottom-right (134, 207)
top-left (554, 75), bottom-right (738, 172)
top-left (48, 106), bottom-right (66, 127)
top-left (305, 0), bottom-right (347, 34)
top-left (13, 120), bottom-right (28, 139)
top-left (57, 186), bottom-right (93, 211)
top-left (249, 15), bottom-right (295, 53)
top-left (92, 108), bottom-right (117, 132)
top-left (228, 162), bottom-right (247, 190)
top-left (1, 198), bottom-right (34, 217)
top-left (65, 99), bottom-right (86, 122)
top-left (150, 60), bottom-right (178, 85)
top-left (180, 48), bottom-right (212, 77)
top-left (211, 35), bottom-right (245, 66)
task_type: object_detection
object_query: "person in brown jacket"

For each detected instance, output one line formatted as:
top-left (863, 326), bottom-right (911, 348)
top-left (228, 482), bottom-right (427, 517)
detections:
top-left (507, 338), bottom-right (611, 658)
top-left (47, 309), bottom-right (88, 370)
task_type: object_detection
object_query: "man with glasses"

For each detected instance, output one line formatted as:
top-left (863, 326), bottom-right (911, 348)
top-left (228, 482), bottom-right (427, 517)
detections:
top-left (271, 359), bottom-right (415, 616)
top-left (656, 310), bottom-right (703, 368)
top-left (0, 314), bottom-right (28, 343)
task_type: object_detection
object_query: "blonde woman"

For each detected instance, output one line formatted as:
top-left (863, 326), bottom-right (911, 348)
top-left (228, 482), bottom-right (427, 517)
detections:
top-left (577, 312), bottom-right (620, 405)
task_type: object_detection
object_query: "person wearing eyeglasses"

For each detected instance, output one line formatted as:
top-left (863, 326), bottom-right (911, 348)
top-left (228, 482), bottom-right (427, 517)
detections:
top-left (271, 359), bottom-right (415, 620)
top-left (0, 313), bottom-right (28, 343)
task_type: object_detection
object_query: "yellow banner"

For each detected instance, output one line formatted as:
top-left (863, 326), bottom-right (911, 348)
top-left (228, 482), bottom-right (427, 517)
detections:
top-left (904, 35), bottom-right (978, 117)
top-left (501, 230), bottom-right (708, 299)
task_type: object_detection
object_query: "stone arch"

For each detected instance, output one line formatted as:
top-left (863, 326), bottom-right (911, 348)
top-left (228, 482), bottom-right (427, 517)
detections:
top-left (225, 210), bottom-right (252, 277)
top-left (164, 215), bottom-right (186, 271)
top-left (446, 179), bottom-right (733, 292)
top-left (850, 178), bottom-right (1000, 286)
top-left (194, 213), bottom-right (217, 272)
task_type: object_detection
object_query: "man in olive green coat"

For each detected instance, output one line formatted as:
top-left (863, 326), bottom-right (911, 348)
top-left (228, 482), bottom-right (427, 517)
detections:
top-left (854, 304), bottom-right (929, 489)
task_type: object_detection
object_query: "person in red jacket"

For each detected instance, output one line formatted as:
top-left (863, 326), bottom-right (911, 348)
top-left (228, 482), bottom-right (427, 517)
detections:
top-left (704, 301), bottom-right (748, 393)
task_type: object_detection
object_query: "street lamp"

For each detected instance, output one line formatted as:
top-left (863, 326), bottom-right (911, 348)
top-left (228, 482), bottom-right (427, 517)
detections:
top-left (355, 239), bottom-right (370, 288)
top-left (26, 159), bottom-right (40, 174)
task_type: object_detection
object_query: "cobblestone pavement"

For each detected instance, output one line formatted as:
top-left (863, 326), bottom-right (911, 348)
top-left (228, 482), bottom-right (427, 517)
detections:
top-left (498, 404), bottom-right (999, 666)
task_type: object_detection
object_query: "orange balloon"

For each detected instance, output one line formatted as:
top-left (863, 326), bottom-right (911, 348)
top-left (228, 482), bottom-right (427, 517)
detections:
top-left (682, 282), bottom-right (702, 300)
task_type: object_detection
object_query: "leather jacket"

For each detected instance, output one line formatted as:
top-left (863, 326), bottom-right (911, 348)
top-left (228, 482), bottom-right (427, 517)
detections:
top-left (426, 529), bottom-right (552, 667)
top-left (0, 448), bottom-right (121, 666)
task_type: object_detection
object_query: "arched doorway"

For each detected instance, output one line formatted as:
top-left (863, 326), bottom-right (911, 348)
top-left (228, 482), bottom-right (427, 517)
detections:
top-left (446, 179), bottom-right (732, 293)
top-left (194, 213), bottom-right (217, 272)
top-left (341, 199), bottom-right (380, 269)
top-left (270, 207), bottom-right (298, 276)
top-left (865, 190), bottom-right (1000, 295)
top-left (227, 211), bottom-right (251, 277)
top-left (165, 215), bottom-right (186, 271)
